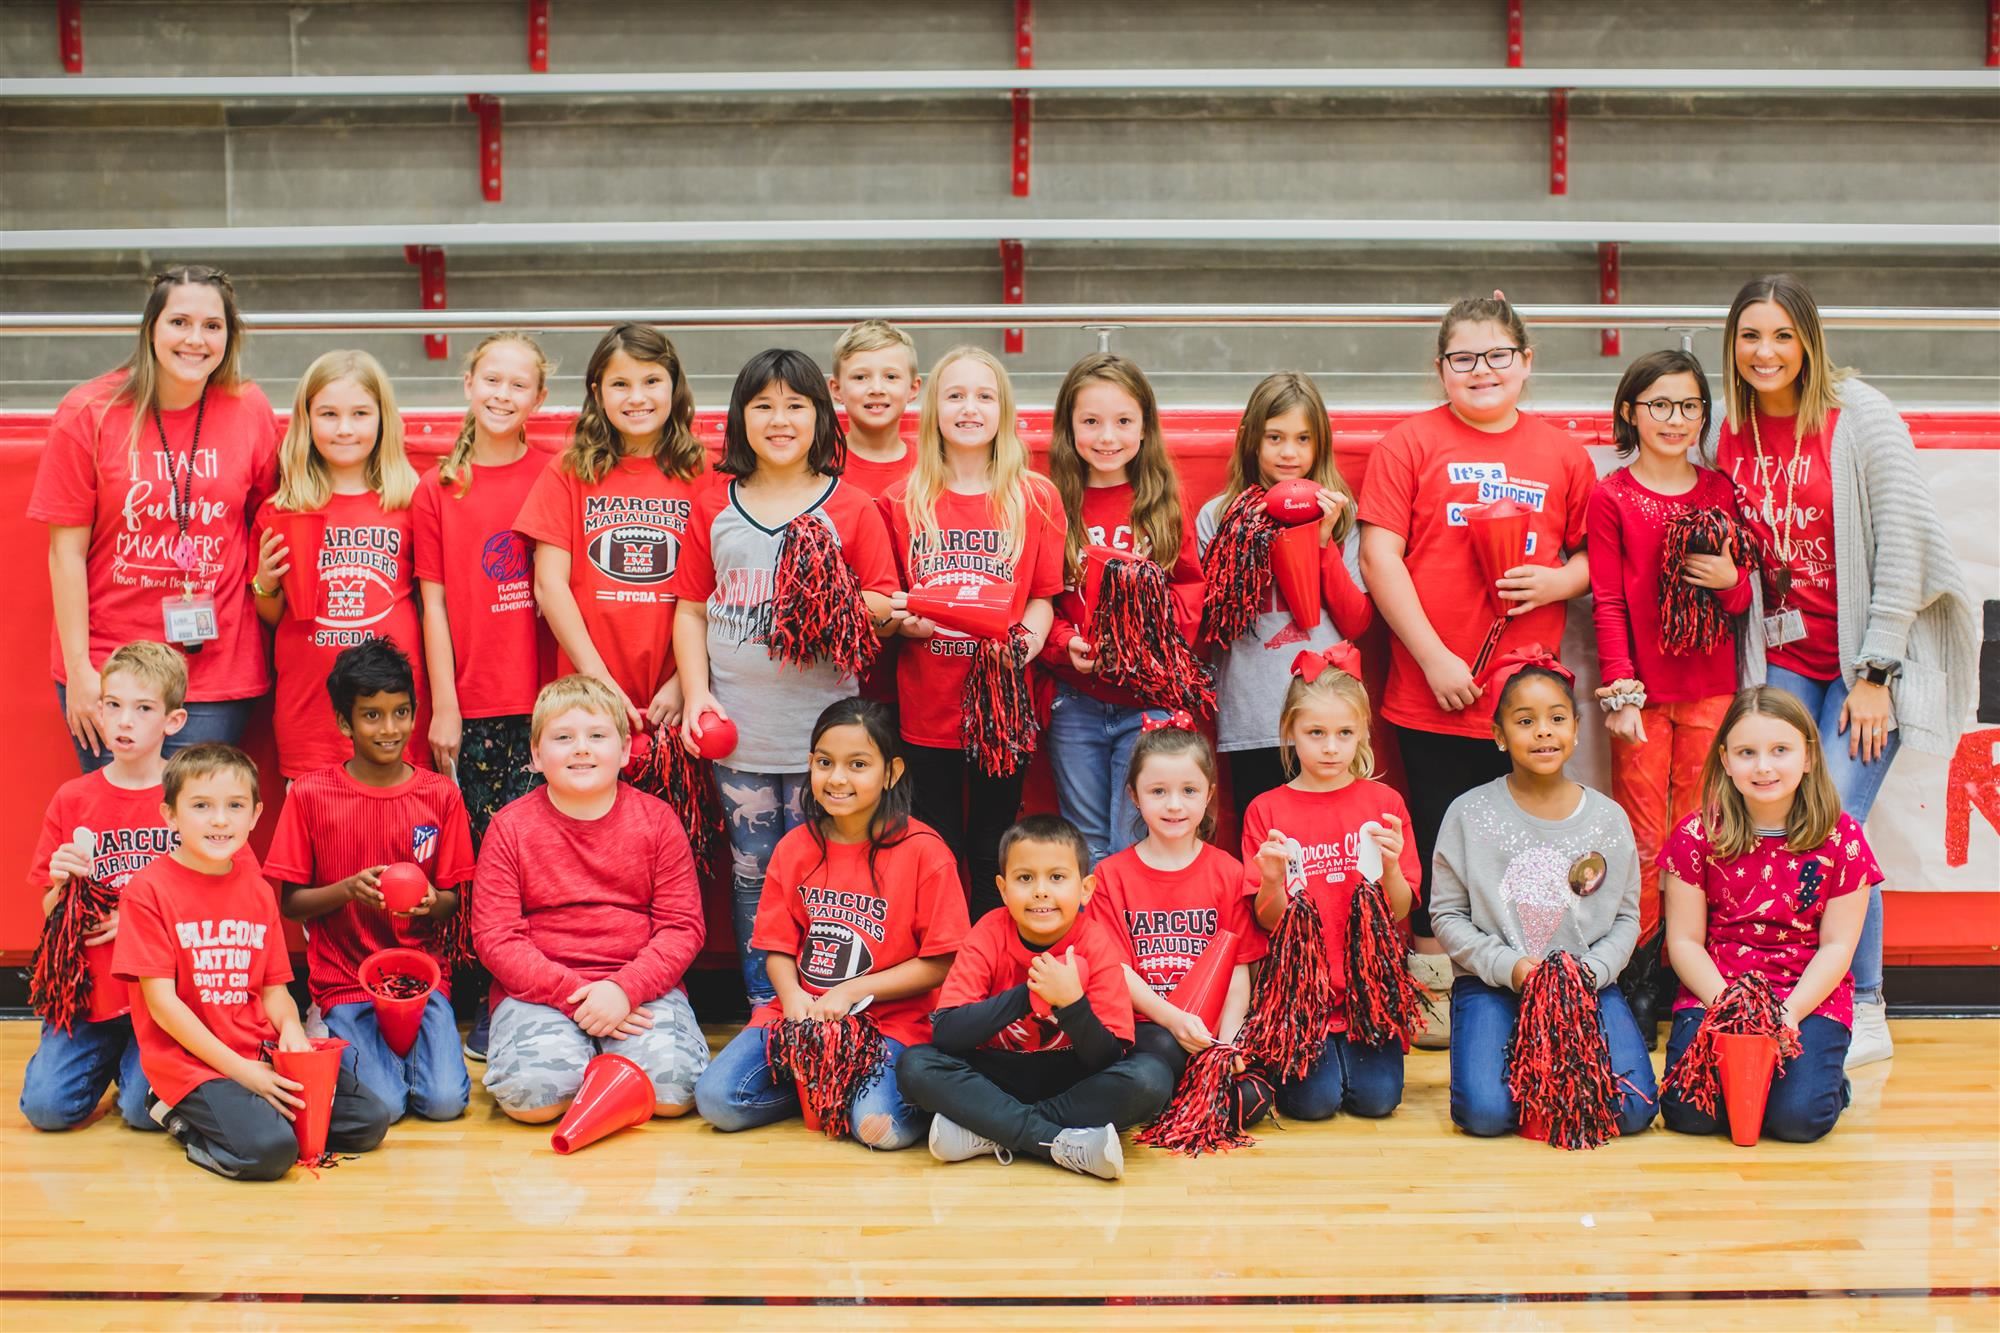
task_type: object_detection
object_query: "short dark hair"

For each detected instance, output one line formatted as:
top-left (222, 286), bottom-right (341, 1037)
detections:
top-left (997, 813), bottom-right (1091, 877)
top-left (718, 348), bottom-right (847, 478)
top-left (326, 637), bottom-right (416, 719)
top-left (1611, 348), bottom-right (1712, 458)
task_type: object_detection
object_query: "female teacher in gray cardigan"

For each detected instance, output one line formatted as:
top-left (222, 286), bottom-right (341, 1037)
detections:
top-left (1711, 273), bottom-right (1977, 1071)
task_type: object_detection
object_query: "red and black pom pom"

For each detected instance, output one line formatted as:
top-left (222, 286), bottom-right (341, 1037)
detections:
top-left (28, 873), bottom-right (119, 1036)
top-left (1137, 1043), bottom-right (1259, 1157)
top-left (1505, 951), bottom-right (1625, 1151)
top-left (765, 1013), bottom-right (890, 1140)
top-left (1344, 878), bottom-right (1431, 1049)
top-left (1659, 972), bottom-right (1803, 1118)
top-left (1197, 486), bottom-right (1278, 646)
top-left (960, 623), bottom-right (1039, 778)
top-left (1659, 505), bottom-right (1757, 657)
top-left (1089, 556), bottom-right (1217, 718)
top-left (767, 515), bottom-right (881, 678)
top-left (1235, 889), bottom-right (1337, 1083)
top-left (624, 730), bottom-right (725, 864)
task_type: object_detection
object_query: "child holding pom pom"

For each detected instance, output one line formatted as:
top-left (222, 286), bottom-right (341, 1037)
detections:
top-left (1429, 648), bottom-right (1657, 1143)
top-left (694, 698), bottom-right (968, 1149)
top-left (672, 350), bottom-right (900, 1006)
top-left (1235, 646), bottom-right (1423, 1121)
top-left (1659, 686), bottom-right (1876, 1143)
top-left (883, 348), bottom-right (1064, 918)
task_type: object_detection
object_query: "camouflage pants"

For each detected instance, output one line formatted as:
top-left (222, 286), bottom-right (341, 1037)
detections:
top-left (459, 714), bottom-right (541, 847)
top-left (483, 993), bottom-right (710, 1113)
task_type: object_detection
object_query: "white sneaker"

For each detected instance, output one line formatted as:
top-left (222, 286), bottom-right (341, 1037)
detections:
top-left (928, 1114), bottom-right (1011, 1164)
top-left (1046, 1124), bottom-right (1124, 1181)
top-left (1407, 951), bottom-right (1452, 1050)
top-left (1845, 997), bottom-right (1894, 1069)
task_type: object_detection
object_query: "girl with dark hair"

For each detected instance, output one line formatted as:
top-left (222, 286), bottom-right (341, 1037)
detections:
top-left (692, 698), bottom-right (969, 1149)
top-left (1586, 348), bottom-right (1751, 1044)
top-left (670, 350), bottom-right (900, 1004)
top-left (30, 266), bottom-right (281, 769)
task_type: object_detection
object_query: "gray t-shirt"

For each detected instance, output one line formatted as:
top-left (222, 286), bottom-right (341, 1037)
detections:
top-left (1429, 777), bottom-right (1642, 991)
top-left (1195, 494), bottom-right (1366, 753)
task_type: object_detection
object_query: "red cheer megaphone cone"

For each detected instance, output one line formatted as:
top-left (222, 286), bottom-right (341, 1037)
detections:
top-left (270, 1036), bottom-right (349, 1164)
top-left (1079, 544), bottom-right (1134, 617)
top-left (1714, 1031), bottom-right (1779, 1148)
top-left (1269, 524), bottom-right (1321, 633)
top-left (1166, 929), bottom-right (1239, 1032)
top-left (84, 940), bottom-right (131, 1023)
top-left (1466, 498), bottom-right (1532, 618)
top-left (265, 509), bottom-right (327, 620)
top-left (359, 946), bottom-right (440, 1059)
top-left (907, 580), bottom-right (1015, 640)
top-left (551, 1052), bottom-right (657, 1155)
top-left (1518, 1106), bottom-right (1550, 1143)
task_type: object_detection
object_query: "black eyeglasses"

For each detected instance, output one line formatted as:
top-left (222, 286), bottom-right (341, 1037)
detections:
top-left (1440, 347), bottom-right (1521, 374)
top-left (1634, 397), bottom-right (1705, 422)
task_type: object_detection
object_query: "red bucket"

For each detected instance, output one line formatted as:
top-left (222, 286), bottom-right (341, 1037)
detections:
top-left (1715, 1031), bottom-right (1779, 1148)
top-left (270, 1036), bottom-right (349, 1163)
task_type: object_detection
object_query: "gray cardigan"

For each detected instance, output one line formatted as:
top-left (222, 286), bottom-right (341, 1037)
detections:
top-left (1734, 378), bottom-right (1978, 757)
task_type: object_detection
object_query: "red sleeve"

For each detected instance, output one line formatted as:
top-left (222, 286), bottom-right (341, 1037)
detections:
top-left (835, 484), bottom-right (900, 594)
top-left (512, 465), bottom-right (576, 550)
top-left (1659, 813), bottom-right (1709, 884)
top-left (1356, 425), bottom-right (1418, 541)
top-left (435, 785), bottom-right (476, 891)
top-left (937, 917), bottom-right (1002, 1008)
top-left (259, 790), bottom-right (315, 888)
top-left (111, 876), bottom-right (174, 981)
top-left (1385, 787), bottom-right (1423, 903)
top-left (878, 487), bottom-right (909, 577)
top-left (410, 473), bottom-right (445, 584)
top-left (1217, 876), bottom-right (1268, 965)
top-left (747, 835), bottom-right (809, 956)
top-left (27, 787), bottom-right (70, 888)
top-left (1831, 816), bottom-right (1885, 897)
top-left (909, 835), bottom-right (973, 956)
top-left (1587, 483), bottom-right (1637, 684)
top-left (1708, 472), bottom-right (1756, 617)
top-left (665, 485), bottom-right (723, 603)
top-left (608, 803), bottom-right (706, 1004)
top-left (1562, 445), bottom-right (1595, 553)
top-left (242, 391), bottom-right (283, 524)
top-left (470, 810), bottom-right (588, 1012)
top-left (1086, 865), bottom-right (1140, 970)
top-left (1082, 926), bottom-right (1136, 1040)
top-left (1321, 536), bottom-right (1374, 642)
top-left (1238, 794), bottom-right (1275, 898)
top-left (1024, 481), bottom-right (1066, 599)
top-left (256, 877), bottom-right (295, 986)
top-left (25, 389), bottom-right (103, 527)
top-left (1167, 505), bottom-right (1205, 644)
top-left (1041, 590), bottom-right (1085, 667)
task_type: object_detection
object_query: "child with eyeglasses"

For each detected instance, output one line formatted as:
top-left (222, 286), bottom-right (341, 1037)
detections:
top-left (1356, 295), bottom-right (1597, 1048)
top-left (1586, 350), bottom-right (1752, 1048)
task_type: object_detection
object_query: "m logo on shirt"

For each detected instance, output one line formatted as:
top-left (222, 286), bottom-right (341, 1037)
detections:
top-left (800, 921), bottom-right (877, 989)
top-left (587, 523), bottom-right (677, 585)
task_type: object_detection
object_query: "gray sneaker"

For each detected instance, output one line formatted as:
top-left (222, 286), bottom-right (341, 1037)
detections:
top-left (1046, 1124), bottom-right (1124, 1181)
top-left (928, 1114), bottom-right (1011, 1164)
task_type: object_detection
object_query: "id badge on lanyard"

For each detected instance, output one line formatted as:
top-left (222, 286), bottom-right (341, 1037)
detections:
top-left (162, 533), bottom-right (218, 651)
top-left (1763, 606), bottom-right (1806, 648)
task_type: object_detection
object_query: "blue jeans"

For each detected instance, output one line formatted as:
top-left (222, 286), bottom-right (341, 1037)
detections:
top-left (713, 766), bottom-right (809, 1006)
top-left (1763, 666), bottom-right (1898, 1003)
top-left (1660, 1009), bottom-right (1852, 1143)
top-left (324, 991), bottom-right (470, 1122)
top-left (1047, 686), bottom-right (1166, 867)
top-left (1449, 975), bottom-right (1659, 1138)
top-left (693, 1023), bottom-right (925, 1150)
top-left (19, 1015), bottom-right (158, 1132)
top-left (1274, 1032), bottom-right (1405, 1120)
top-left (55, 683), bottom-right (257, 774)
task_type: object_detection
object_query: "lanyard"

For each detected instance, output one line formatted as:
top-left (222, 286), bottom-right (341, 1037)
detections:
top-left (153, 388), bottom-right (208, 597)
top-left (1748, 409), bottom-right (1804, 604)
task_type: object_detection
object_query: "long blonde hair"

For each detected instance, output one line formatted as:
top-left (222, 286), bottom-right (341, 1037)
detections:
top-left (1698, 686), bottom-right (1842, 859)
top-left (1213, 372), bottom-right (1354, 542)
top-left (1277, 665), bottom-right (1375, 780)
top-left (1722, 274), bottom-right (1849, 443)
top-left (272, 350), bottom-right (419, 513)
top-left (903, 346), bottom-right (1039, 561)
top-left (564, 324), bottom-right (702, 486)
top-left (1047, 352), bottom-right (1183, 579)
top-left (441, 332), bottom-right (551, 495)
top-left (111, 266), bottom-right (247, 455)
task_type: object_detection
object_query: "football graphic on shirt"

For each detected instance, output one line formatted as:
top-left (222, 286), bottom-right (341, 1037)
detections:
top-left (587, 523), bottom-right (677, 585)
top-left (316, 568), bottom-right (397, 628)
top-left (799, 920), bottom-right (876, 989)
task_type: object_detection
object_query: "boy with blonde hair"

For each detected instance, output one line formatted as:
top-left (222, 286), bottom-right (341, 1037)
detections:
top-left (472, 674), bottom-right (709, 1123)
top-left (829, 319), bottom-right (921, 497)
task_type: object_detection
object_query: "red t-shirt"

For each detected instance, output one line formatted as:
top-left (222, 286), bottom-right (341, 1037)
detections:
top-left (1715, 410), bottom-right (1842, 680)
top-left (938, 908), bottom-right (1136, 1049)
top-left (27, 371), bottom-right (281, 701)
top-left (253, 492), bottom-right (429, 778)
top-left (1586, 467), bottom-right (1754, 702)
top-left (1661, 811), bottom-right (1879, 1027)
top-left (1238, 779), bottom-right (1423, 1032)
top-left (113, 853), bottom-right (293, 1106)
top-left (882, 477), bottom-right (1067, 748)
top-left (1041, 482), bottom-right (1205, 709)
top-left (262, 764), bottom-right (476, 1011)
top-left (1088, 842), bottom-right (1265, 1001)
top-left (842, 449), bottom-right (918, 499)
top-left (29, 772), bottom-right (181, 1022)
top-left (410, 452), bottom-right (555, 719)
top-left (470, 785), bottom-right (703, 1016)
top-left (1357, 406), bottom-right (1596, 738)
top-left (513, 455), bottom-right (703, 705)
top-left (746, 820), bottom-right (971, 1047)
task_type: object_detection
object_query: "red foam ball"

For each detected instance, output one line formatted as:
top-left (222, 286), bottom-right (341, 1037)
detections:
top-left (378, 862), bottom-right (429, 915)
top-left (1263, 478), bottom-right (1322, 527)
top-left (693, 711), bottom-right (738, 761)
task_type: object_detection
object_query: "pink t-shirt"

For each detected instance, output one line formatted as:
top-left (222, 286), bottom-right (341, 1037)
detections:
top-left (1660, 810), bottom-right (1881, 1027)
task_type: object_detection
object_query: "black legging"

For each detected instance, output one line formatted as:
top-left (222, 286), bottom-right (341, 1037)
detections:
top-left (1395, 724), bottom-right (1513, 938)
top-left (901, 742), bottom-right (1026, 921)
top-left (1225, 746), bottom-right (1292, 822)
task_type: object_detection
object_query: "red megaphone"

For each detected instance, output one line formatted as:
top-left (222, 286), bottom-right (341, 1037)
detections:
top-left (269, 1036), bottom-right (349, 1164)
top-left (551, 1052), bottom-right (657, 1155)
top-left (1165, 929), bottom-right (1238, 1032)
top-left (1715, 1031), bottom-right (1779, 1148)
top-left (1079, 544), bottom-right (1134, 617)
top-left (359, 946), bottom-right (440, 1058)
top-left (906, 580), bottom-right (1015, 640)
top-left (1264, 481), bottom-right (1322, 633)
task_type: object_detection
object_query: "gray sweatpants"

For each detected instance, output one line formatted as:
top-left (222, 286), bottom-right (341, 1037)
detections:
top-left (483, 993), bottom-right (709, 1113)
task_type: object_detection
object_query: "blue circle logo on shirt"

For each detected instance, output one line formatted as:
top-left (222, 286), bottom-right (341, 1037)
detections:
top-left (481, 531), bottom-right (529, 582)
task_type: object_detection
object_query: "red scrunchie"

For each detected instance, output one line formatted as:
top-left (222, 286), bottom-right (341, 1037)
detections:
top-left (1290, 643), bottom-right (1361, 682)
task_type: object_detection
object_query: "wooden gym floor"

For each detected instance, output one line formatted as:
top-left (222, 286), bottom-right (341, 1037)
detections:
top-left (0, 1018), bottom-right (1994, 1332)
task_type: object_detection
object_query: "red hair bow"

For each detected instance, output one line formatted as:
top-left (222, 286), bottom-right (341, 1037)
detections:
top-left (1291, 643), bottom-right (1361, 682)
top-left (1476, 643), bottom-right (1574, 695)
top-left (1141, 709), bottom-right (1196, 734)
